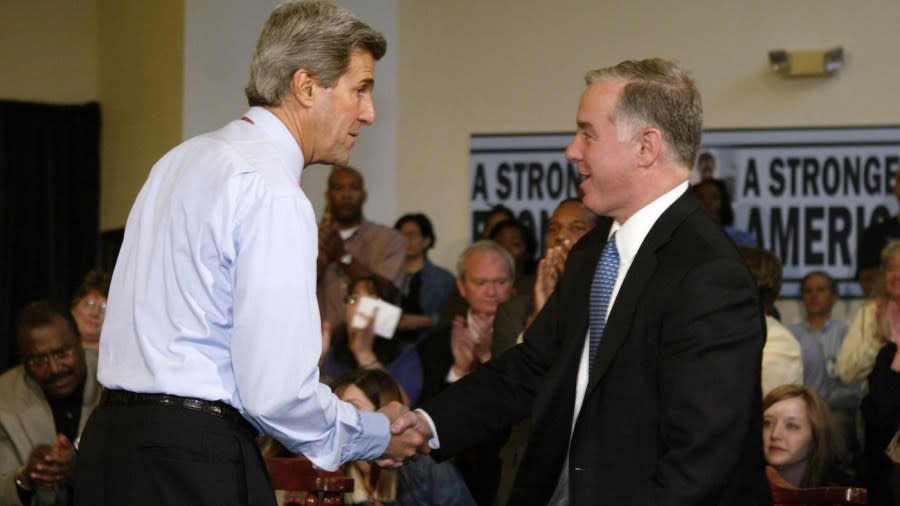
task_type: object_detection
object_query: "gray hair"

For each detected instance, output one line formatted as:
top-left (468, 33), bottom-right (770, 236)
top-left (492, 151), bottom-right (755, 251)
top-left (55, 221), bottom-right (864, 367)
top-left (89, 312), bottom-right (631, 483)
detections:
top-left (456, 240), bottom-right (516, 281)
top-left (585, 58), bottom-right (702, 169)
top-left (245, 0), bottom-right (387, 107)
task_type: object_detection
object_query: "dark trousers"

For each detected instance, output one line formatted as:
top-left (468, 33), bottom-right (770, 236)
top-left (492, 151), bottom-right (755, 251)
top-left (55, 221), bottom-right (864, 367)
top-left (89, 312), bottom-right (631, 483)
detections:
top-left (74, 402), bottom-right (276, 506)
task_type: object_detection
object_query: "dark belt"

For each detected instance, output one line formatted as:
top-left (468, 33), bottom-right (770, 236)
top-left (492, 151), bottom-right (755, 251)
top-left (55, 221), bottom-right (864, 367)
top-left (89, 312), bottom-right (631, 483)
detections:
top-left (101, 389), bottom-right (258, 437)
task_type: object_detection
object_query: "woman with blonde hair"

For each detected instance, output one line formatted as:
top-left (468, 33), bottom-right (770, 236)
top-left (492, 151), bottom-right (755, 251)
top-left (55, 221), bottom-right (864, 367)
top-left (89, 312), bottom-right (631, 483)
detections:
top-left (762, 384), bottom-right (850, 487)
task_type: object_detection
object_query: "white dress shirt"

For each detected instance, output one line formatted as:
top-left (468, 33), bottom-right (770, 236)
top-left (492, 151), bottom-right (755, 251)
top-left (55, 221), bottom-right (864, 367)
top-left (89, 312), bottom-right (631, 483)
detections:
top-left (98, 106), bottom-right (388, 471)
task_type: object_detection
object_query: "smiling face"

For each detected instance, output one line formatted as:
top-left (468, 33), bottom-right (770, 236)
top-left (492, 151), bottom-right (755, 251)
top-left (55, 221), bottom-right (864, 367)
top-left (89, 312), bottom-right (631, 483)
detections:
top-left (21, 316), bottom-right (87, 399)
top-left (306, 48), bottom-right (376, 166)
top-left (763, 396), bottom-right (814, 470)
top-left (565, 80), bottom-right (641, 222)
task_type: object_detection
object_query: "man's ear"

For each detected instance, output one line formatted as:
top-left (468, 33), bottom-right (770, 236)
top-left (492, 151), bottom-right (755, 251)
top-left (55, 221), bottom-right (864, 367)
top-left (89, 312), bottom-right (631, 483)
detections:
top-left (292, 68), bottom-right (316, 107)
top-left (361, 189), bottom-right (368, 205)
top-left (636, 127), bottom-right (663, 168)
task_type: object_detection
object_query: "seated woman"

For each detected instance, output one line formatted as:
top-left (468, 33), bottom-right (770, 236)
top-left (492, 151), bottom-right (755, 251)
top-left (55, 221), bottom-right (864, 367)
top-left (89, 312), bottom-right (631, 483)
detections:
top-left (393, 213), bottom-right (455, 343)
top-left (70, 268), bottom-right (111, 349)
top-left (763, 384), bottom-right (852, 487)
top-left (489, 218), bottom-right (537, 297)
top-left (321, 275), bottom-right (424, 405)
top-left (332, 369), bottom-right (475, 506)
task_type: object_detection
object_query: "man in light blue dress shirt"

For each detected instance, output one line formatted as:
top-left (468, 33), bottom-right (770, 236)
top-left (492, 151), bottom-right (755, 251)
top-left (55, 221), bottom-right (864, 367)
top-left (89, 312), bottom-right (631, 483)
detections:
top-left (73, 2), bottom-right (424, 505)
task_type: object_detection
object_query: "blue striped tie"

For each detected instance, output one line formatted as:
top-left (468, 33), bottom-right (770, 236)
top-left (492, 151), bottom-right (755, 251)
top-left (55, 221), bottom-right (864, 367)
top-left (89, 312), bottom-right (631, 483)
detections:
top-left (589, 232), bottom-right (619, 371)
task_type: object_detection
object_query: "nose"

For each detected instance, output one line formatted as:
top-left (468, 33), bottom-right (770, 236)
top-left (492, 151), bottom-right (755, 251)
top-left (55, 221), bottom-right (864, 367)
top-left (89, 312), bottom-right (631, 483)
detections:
top-left (565, 135), bottom-right (582, 163)
top-left (359, 94), bottom-right (375, 125)
top-left (47, 355), bottom-right (65, 374)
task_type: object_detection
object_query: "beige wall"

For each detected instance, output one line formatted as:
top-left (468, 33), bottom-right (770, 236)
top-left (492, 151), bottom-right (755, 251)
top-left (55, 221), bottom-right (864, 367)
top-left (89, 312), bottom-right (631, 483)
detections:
top-left (397, 0), bottom-right (900, 269)
top-left (98, 0), bottom-right (184, 230)
top-left (0, 1), bottom-right (98, 102)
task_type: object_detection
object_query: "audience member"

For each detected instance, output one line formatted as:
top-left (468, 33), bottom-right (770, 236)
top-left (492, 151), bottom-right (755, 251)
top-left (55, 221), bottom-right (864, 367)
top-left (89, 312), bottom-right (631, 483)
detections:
top-left (489, 218), bottom-right (537, 296)
top-left (788, 271), bottom-right (860, 461)
top-left (417, 240), bottom-right (527, 504)
top-left (837, 240), bottom-right (900, 388)
top-left (762, 384), bottom-right (851, 488)
top-left (697, 151), bottom-right (717, 180)
top-left (1, 301), bottom-right (101, 505)
top-left (479, 204), bottom-right (515, 240)
top-left (531, 198), bottom-right (606, 323)
top-left (694, 179), bottom-right (757, 246)
top-left (393, 213), bottom-right (455, 343)
top-left (332, 369), bottom-right (475, 506)
top-left (318, 165), bottom-right (406, 329)
top-left (738, 245), bottom-right (803, 395)
top-left (321, 276), bottom-right (423, 405)
top-left (858, 176), bottom-right (900, 296)
top-left (859, 336), bottom-right (900, 505)
top-left (69, 269), bottom-right (110, 350)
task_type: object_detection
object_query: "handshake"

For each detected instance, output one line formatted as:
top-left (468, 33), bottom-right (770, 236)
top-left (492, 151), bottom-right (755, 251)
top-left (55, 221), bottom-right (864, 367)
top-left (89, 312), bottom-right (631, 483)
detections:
top-left (375, 402), bottom-right (434, 468)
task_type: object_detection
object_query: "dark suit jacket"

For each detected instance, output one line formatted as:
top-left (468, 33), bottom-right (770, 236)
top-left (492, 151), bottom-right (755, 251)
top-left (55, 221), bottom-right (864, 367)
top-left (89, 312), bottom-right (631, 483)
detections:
top-left (422, 190), bottom-right (772, 505)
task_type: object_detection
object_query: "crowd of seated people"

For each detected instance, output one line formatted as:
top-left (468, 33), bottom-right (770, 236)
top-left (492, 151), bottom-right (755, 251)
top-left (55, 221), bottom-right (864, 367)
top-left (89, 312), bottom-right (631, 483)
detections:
top-left (14, 197), bottom-right (900, 506)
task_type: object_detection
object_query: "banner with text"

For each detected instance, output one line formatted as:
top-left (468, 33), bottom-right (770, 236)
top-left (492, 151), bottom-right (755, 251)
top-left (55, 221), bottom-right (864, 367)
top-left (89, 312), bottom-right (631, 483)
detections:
top-left (471, 128), bottom-right (900, 297)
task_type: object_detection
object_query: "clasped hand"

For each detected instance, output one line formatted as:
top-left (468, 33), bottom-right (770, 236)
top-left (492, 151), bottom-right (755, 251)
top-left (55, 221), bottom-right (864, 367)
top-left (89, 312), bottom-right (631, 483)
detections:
top-left (375, 401), bottom-right (433, 468)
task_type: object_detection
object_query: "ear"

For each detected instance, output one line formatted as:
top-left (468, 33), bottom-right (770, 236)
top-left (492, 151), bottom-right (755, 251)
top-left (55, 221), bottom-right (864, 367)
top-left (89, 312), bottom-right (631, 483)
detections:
top-left (361, 189), bottom-right (368, 205)
top-left (423, 237), bottom-right (433, 249)
top-left (456, 277), bottom-right (466, 299)
top-left (635, 127), bottom-right (663, 168)
top-left (291, 68), bottom-right (317, 108)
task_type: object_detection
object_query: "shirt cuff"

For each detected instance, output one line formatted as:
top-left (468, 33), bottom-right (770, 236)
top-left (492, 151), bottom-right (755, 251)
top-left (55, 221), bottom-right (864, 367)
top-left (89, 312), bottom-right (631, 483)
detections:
top-left (358, 410), bottom-right (391, 461)
top-left (445, 367), bottom-right (463, 383)
top-left (414, 408), bottom-right (441, 449)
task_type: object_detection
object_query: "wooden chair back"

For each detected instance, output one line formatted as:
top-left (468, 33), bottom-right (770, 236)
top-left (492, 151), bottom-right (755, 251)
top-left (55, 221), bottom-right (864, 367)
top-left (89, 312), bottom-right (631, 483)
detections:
top-left (265, 456), bottom-right (354, 506)
top-left (766, 466), bottom-right (867, 505)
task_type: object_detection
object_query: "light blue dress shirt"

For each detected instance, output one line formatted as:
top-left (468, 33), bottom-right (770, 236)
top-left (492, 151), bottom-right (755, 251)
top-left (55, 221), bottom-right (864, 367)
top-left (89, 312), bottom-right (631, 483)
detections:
top-left (97, 107), bottom-right (389, 471)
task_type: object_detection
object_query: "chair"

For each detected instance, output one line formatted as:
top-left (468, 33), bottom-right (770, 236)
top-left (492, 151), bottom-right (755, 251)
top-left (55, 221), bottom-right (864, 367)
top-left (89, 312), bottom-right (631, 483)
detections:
top-left (265, 456), bottom-right (354, 506)
top-left (766, 466), bottom-right (867, 505)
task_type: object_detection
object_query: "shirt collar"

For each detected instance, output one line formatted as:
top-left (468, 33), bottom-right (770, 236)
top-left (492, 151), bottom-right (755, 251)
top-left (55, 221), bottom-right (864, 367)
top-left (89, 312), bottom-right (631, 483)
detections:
top-left (242, 106), bottom-right (304, 180)
top-left (609, 181), bottom-right (689, 267)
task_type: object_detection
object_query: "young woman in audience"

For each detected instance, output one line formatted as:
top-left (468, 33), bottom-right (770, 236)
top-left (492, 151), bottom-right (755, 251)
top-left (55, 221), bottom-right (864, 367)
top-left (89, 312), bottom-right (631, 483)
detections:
top-left (693, 179), bottom-right (757, 246)
top-left (393, 213), bottom-right (455, 343)
top-left (489, 218), bottom-right (537, 298)
top-left (70, 268), bottom-right (111, 349)
top-left (332, 369), bottom-right (475, 506)
top-left (320, 276), bottom-right (423, 405)
top-left (480, 204), bottom-right (515, 239)
top-left (763, 384), bottom-right (851, 487)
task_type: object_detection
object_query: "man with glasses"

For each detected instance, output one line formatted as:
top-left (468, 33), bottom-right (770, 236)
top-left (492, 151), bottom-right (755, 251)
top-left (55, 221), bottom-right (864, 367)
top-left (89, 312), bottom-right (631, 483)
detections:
top-left (0, 300), bottom-right (101, 506)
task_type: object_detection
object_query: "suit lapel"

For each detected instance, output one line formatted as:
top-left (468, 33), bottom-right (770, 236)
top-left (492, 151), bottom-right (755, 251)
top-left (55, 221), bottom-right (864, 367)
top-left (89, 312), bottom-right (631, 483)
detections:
top-left (584, 190), bottom-right (697, 397)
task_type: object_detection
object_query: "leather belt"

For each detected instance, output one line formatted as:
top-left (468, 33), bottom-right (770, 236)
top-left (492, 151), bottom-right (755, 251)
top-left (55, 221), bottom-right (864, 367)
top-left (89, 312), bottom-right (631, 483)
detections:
top-left (101, 389), bottom-right (258, 437)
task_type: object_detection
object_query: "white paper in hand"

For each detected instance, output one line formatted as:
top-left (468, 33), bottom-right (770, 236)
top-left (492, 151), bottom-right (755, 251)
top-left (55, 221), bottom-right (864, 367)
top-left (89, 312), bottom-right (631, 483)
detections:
top-left (350, 295), bottom-right (402, 338)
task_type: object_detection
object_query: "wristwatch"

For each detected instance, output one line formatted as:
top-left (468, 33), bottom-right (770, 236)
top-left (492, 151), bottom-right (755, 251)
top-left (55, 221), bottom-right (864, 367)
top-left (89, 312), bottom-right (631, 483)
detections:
top-left (14, 466), bottom-right (32, 492)
top-left (340, 252), bottom-right (353, 266)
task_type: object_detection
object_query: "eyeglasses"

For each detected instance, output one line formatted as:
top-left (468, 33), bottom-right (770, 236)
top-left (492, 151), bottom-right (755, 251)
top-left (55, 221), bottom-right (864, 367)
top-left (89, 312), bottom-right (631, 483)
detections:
top-left (24, 343), bottom-right (76, 369)
top-left (80, 298), bottom-right (107, 314)
top-left (344, 295), bottom-right (358, 305)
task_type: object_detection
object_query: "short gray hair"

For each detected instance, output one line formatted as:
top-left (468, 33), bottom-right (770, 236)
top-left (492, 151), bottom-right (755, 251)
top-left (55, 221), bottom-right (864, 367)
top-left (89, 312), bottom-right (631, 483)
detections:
top-left (245, 0), bottom-right (387, 107)
top-left (456, 240), bottom-right (516, 281)
top-left (585, 58), bottom-right (702, 169)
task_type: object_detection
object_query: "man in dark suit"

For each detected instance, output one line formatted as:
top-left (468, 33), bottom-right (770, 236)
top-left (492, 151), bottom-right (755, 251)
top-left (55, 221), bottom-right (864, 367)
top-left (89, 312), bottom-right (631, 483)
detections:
top-left (389, 59), bottom-right (771, 505)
